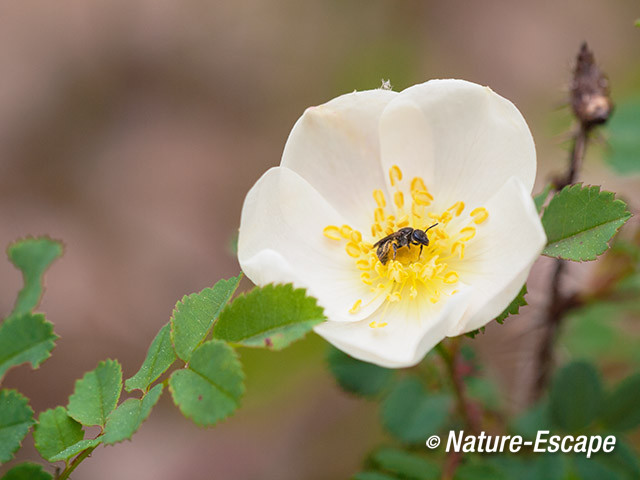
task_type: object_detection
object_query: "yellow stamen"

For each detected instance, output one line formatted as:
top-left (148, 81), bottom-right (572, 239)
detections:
top-left (451, 242), bottom-right (465, 259)
top-left (349, 299), bottom-right (362, 314)
top-left (340, 225), bottom-right (353, 238)
top-left (323, 173), bottom-right (490, 327)
top-left (373, 189), bottom-right (386, 208)
top-left (389, 165), bottom-right (403, 186)
top-left (346, 242), bottom-right (361, 258)
top-left (444, 272), bottom-right (459, 284)
top-left (459, 226), bottom-right (476, 241)
top-left (412, 190), bottom-right (433, 206)
top-left (394, 191), bottom-right (404, 209)
top-left (369, 321), bottom-right (388, 329)
top-left (323, 225), bottom-right (341, 240)
top-left (471, 207), bottom-right (489, 224)
top-left (448, 201), bottom-right (465, 216)
top-left (410, 177), bottom-right (426, 193)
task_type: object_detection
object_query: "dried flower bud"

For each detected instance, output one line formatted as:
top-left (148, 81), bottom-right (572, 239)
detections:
top-left (570, 42), bottom-right (613, 128)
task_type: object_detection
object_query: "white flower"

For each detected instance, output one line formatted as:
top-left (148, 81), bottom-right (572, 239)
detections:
top-left (238, 79), bottom-right (546, 368)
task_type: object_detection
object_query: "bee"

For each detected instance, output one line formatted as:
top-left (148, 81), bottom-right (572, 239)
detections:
top-left (373, 224), bottom-right (438, 265)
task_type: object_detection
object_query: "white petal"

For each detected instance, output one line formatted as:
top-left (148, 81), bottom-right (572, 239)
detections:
top-left (238, 166), bottom-right (386, 322)
top-left (314, 287), bottom-right (473, 368)
top-left (379, 79), bottom-right (536, 210)
top-left (448, 177), bottom-right (546, 335)
top-left (281, 89), bottom-right (398, 233)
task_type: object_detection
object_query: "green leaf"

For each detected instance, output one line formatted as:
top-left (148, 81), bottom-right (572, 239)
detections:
top-left (102, 384), bottom-right (163, 445)
top-left (370, 447), bottom-right (440, 479)
top-left (326, 346), bottom-right (393, 398)
top-left (125, 323), bottom-right (175, 393)
top-left (542, 184), bottom-right (631, 261)
top-left (381, 377), bottom-right (452, 444)
top-left (0, 314), bottom-right (57, 381)
top-left (534, 184), bottom-right (552, 213)
top-left (549, 361), bottom-right (603, 431)
top-left (213, 284), bottom-right (325, 350)
top-left (0, 463), bottom-right (53, 480)
top-left (169, 340), bottom-right (244, 427)
top-left (511, 400), bottom-right (552, 439)
top-left (352, 473), bottom-right (399, 480)
top-left (171, 276), bottom-right (241, 362)
top-left (454, 463), bottom-right (507, 480)
top-left (33, 406), bottom-right (98, 462)
top-left (0, 390), bottom-right (34, 463)
top-left (495, 284), bottom-right (527, 324)
top-left (67, 359), bottom-right (122, 427)
top-left (573, 443), bottom-right (640, 480)
top-left (6, 237), bottom-right (63, 318)
top-left (600, 372), bottom-right (640, 431)
top-left (605, 96), bottom-right (640, 174)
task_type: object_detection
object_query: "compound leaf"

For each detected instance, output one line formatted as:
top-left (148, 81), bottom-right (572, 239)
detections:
top-left (125, 323), bottom-right (175, 393)
top-left (171, 276), bottom-right (241, 362)
top-left (542, 184), bottom-right (631, 261)
top-left (213, 284), bottom-right (325, 350)
top-left (0, 314), bottom-right (57, 381)
top-left (0, 390), bottom-right (34, 463)
top-left (169, 340), bottom-right (244, 427)
top-left (102, 384), bottom-right (163, 445)
top-left (326, 346), bottom-right (393, 397)
top-left (7, 237), bottom-right (63, 318)
top-left (67, 359), bottom-right (122, 427)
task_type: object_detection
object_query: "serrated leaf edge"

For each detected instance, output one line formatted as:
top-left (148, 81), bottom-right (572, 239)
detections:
top-left (542, 184), bottom-right (632, 262)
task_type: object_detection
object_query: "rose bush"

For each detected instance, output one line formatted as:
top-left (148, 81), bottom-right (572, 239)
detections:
top-left (238, 79), bottom-right (546, 367)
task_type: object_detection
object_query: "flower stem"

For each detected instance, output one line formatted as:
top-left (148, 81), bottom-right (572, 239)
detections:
top-left (436, 340), bottom-right (480, 435)
top-left (55, 445), bottom-right (98, 480)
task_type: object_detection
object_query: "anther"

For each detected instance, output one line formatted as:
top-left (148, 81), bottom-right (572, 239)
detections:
top-left (412, 190), bottom-right (433, 206)
top-left (346, 242), bottom-right (361, 258)
top-left (394, 191), bottom-right (404, 209)
top-left (410, 177), bottom-right (427, 193)
top-left (351, 230), bottom-right (363, 243)
top-left (470, 207), bottom-right (489, 224)
top-left (323, 225), bottom-right (342, 240)
top-left (448, 201), bottom-right (465, 216)
top-left (444, 272), bottom-right (459, 284)
top-left (349, 299), bottom-right (362, 314)
top-left (373, 189), bottom-right (386, 208)
top-left (340, 225), bottom-right (353, 238)
top-left (389, 165), bottom-right (403, 186)
top-left (374, 207), bottom-right (385, 223)
top-left (459, 226), bottom-right (476, 241)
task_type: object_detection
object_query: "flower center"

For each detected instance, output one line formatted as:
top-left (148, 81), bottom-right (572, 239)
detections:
top-left (323, 165), bottom-right (488, 328)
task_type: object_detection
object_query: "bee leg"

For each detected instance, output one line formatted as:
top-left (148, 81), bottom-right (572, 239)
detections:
top-left (392, 243), bottom-right (398, 261)
top-left (419, 244), bottom-right (423, 259)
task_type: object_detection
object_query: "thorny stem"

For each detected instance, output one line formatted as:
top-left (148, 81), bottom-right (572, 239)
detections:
top-left (55, 445), bottom-right (98, 480)
top-left (532, 42), bottom-right (612, 400)
top-left (534, 126), bottom-right (590, 398)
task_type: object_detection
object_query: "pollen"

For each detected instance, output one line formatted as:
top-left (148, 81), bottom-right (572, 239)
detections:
top-left (323, 165), bottom-right (489, 318)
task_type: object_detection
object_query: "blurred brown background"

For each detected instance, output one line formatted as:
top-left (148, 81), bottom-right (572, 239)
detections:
top-left (1, 1), bottom-right (639, 479)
